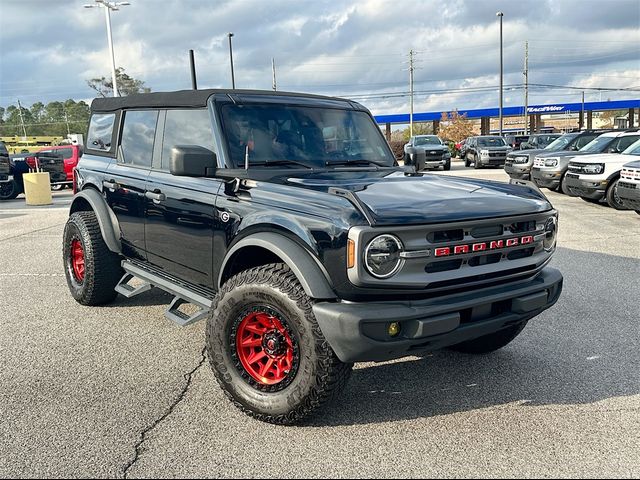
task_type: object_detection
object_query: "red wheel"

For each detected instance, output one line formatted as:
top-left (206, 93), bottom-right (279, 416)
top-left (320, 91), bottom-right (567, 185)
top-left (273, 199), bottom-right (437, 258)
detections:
top-left (70, 239), bottom-right (85, 282)
top-left (233, 307), bottom-right (299, 390)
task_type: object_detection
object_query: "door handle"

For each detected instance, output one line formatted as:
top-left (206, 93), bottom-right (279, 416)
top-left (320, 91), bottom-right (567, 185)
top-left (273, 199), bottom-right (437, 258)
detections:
top-left (103, 179), bottom-right (120, 190)
top-left (145, 190), bottom-right (166, 202)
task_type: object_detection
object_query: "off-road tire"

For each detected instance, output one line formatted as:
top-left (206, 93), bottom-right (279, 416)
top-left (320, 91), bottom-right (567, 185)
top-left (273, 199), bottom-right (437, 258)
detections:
top-left (448, 321), bottom-right (528, 354)
top-left (0, 180), bottom-right (20, 200)
top-left (63, 211), bottom-right (123, 305)
top-left (206, 263), bottom-right (352, 425)
top-left (605, 177), bottom-right (629, 210)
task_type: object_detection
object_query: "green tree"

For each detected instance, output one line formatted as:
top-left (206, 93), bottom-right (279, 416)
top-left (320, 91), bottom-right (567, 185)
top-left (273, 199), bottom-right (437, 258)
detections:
top-left (87, 67), bottom-right (151, 97)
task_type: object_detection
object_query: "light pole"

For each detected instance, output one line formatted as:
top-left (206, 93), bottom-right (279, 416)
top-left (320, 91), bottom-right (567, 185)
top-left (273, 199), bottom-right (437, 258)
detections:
top-left (228, 32), bottom-right (236, 89)
top-left (84, 0), bottom-right (130, 97)
top-left (496, 11), bottom-right (504, 136)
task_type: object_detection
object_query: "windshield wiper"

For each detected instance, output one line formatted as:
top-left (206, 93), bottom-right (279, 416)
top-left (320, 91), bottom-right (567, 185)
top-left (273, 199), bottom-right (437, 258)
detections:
top-left (250, 160), bottom-right (313, 169)
top-left (325, 159), bottom-right (389, 167)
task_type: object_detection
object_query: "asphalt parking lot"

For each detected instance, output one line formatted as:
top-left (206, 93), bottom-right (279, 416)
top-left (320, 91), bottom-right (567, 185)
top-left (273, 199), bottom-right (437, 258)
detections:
top-left (1, 164), bottom-right (639, 478)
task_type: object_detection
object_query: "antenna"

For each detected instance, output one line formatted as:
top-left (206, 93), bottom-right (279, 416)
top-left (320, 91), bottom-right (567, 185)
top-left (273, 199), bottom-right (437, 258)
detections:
top-left (189, 49), bottom-right (198, 90)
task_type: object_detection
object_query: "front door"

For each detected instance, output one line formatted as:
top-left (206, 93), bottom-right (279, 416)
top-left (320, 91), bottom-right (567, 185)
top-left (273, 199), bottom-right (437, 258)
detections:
top-left (144, 108), bottom-right (221, 288)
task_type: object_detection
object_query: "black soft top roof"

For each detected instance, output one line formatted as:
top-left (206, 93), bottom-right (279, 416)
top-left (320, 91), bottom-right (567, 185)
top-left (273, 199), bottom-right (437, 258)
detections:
top-left (90, 88), bottom-right (362, 112)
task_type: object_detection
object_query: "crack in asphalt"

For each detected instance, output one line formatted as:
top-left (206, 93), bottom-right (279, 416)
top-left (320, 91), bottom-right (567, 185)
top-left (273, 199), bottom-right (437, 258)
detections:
top-left (122, 347), bottom-right (208, 479)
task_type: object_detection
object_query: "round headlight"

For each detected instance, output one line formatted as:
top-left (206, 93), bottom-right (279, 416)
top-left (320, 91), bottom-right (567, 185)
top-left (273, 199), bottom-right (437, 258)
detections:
top-left (543, 217), bottom-right (557, 251)
top-left (364, 234), bottom-right (403, 278)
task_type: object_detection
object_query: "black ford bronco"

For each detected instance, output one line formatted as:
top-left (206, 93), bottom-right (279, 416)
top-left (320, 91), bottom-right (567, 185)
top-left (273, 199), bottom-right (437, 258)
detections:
top-left (63, 89), bottom-right (563, 424)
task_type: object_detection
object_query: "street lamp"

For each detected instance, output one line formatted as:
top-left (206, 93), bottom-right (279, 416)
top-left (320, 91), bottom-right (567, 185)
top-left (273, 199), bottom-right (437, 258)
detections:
top-left (83, 1), bottom-right (130, 97)
top-left (496, 11), bottom-right (504, 136)
top-left (227, 32), bottom-right (236, 89)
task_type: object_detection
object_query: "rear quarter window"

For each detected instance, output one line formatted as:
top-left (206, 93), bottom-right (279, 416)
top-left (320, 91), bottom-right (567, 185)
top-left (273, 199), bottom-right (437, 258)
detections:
top-left (87, 113), bottom-right (116, 153)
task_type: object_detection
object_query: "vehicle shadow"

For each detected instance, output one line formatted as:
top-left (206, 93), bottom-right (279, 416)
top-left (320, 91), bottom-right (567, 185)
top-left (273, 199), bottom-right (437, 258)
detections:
top-left (105, 287), bottom-right (173, 308)
top-left (307, 247), bottom-right (640, 427)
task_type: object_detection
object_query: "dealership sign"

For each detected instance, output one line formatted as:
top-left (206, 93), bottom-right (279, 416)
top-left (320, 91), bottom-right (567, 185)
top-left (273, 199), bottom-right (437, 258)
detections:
top-left (527, 105), bottom-right (565, 113)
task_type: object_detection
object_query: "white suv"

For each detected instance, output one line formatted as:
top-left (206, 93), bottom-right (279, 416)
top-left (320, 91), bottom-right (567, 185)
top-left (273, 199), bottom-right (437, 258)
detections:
top-left (618, 159), bottom-right (640, 214)
top-left (564, 138), bottom-right (640, 209)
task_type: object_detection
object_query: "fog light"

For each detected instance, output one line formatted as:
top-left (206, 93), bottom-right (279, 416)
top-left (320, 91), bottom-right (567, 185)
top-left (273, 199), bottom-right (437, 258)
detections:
top-left (388, 322), bottom-right (401, 337)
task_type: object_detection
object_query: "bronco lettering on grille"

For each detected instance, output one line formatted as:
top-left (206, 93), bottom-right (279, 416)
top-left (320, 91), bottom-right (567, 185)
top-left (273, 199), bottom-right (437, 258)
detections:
top-left (434, 235), bottom-right (534, 257)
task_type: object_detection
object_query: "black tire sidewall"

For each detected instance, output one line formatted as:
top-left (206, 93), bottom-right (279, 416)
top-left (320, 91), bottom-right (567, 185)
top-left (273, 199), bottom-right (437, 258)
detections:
top-left (63, 215), bottom-right (91, 302)
top-left (0, 180), bottom-right (19, 200)
top-left (208, 275), bottom-right (326, 419)
top-left (606, 178), bottom-right (628, 210)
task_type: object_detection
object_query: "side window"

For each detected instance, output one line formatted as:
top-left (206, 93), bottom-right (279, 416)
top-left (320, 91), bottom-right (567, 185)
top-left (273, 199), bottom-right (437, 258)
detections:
top-left (87, 113), bottom-right (116, 152)
top-left (120, 110), bottom-right (159, 167)
top-left (615, 135), bottom-right (640, 152)
top-left (161, 109), bottom-right (215, 170)
top-left (56, 148), bottom-right (73, 159)
top-left (575, 135), bottom-right (597, 149)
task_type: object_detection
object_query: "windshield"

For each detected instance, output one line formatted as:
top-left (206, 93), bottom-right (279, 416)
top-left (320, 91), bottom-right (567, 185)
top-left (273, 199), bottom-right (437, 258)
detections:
top-left (414, 136), bottom-right (441, 146)
top-left (544, 133), bottom-right (578, 151)
top-left (477, 137), bottom-right (506, 147)
top-left (219, 103), bottom-right (395, 168)
top-left (579, 135), bottom-right (613, 153)
top-left (622, 138), bottom-right (640, 156)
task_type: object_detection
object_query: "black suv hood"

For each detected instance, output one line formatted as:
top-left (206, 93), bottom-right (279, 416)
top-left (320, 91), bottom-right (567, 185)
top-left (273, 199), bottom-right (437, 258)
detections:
top-left (287, 170), bottom-right (551, 225)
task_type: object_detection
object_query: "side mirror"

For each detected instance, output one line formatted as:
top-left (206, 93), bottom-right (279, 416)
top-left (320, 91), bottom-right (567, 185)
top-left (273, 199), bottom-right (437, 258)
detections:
top-left (170, 145), bottom-right (217, 177)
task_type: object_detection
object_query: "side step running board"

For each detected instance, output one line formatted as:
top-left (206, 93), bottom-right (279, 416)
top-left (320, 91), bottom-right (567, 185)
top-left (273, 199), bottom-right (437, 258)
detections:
top-left (115, 260), bottom-right (214, 327)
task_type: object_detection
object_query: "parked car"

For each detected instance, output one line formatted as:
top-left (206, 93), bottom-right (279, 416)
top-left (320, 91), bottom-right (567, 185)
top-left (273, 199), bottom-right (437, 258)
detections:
top-left (520, 133), bottom-right (561, 150)
top-left (64, 88), bottom-right (562, 424)
top-left (504, 134), bottom-right (530, 150)
top-left (531, 130), bottom-right (640, 194)
top-left (504, 130), bottom-right (612, 182)
top-left (403, 135), bottom-right (451, 171)
top-left (564, 138), bottom-right (640, 209)
top-left (617, 159), bottom-right (640, 213)
top-left (34, 145), bottom-right (82, 190)
top-left (0, 151), bottom-right (66, 200)
top-left (462, 136), bottom-right (511, 168)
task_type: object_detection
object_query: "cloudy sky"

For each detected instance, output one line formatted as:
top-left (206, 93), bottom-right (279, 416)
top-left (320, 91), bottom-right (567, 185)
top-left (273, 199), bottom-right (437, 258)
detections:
top-left (1, 0), bottom-right (639, 115)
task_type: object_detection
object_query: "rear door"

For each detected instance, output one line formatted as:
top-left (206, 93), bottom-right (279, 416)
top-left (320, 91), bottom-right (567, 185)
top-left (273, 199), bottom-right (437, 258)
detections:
top-left (144, 108), bottom-right (222, 288)
top-left (104, 109), bottom-right (159, 260)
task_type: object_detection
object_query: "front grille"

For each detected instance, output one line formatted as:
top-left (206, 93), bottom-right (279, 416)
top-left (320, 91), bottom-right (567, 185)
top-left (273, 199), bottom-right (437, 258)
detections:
top-left (349, 212), bottom-right (555, 294)
top-left (619, 181), bottom-right (636, 190)
top-left (621, 169), bottom-right (640, 181)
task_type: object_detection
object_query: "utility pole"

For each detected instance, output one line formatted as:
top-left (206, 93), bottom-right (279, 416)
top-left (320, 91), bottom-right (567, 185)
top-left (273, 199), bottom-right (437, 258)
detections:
top-left (272, 58), bottom-right (277, 91)
top-left (581, 90), bottom-right (585, 130)
top-left (63, 105), bottom-right (71, 135)
top-left (497, 11), bottom-right (504, 136)
top-left (409, 49), bottom-right (414, 138)
top-left (16, 99), bottom-right (27, 138)
top-left (523, 40), bottom-right (528, 135)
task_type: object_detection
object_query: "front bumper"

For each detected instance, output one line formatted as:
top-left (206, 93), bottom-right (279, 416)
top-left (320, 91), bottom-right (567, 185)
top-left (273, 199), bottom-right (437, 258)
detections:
top-left (313, 267), bottom-right (563, 363)
top-left (479, 155), bottom-right (506, 167)
top-left (531, 168), bottom-right (563, 189)
top-left (564, 174), bottom-right (607, 200)
top-left (504, 162), bottom-right (531, 179)
top-left (618, 181), bottom-right (640, 210)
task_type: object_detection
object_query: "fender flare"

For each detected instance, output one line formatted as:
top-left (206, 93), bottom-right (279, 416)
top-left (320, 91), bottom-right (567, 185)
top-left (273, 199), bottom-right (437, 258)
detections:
top-left (70, 189), bottom-right (122, 254)
top-left (218, 232), bottom-right (337, 300)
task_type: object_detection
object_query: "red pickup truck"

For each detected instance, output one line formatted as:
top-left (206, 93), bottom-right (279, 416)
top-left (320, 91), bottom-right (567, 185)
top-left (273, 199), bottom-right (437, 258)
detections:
top-left (35, 145), bottom-right (82, 190)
